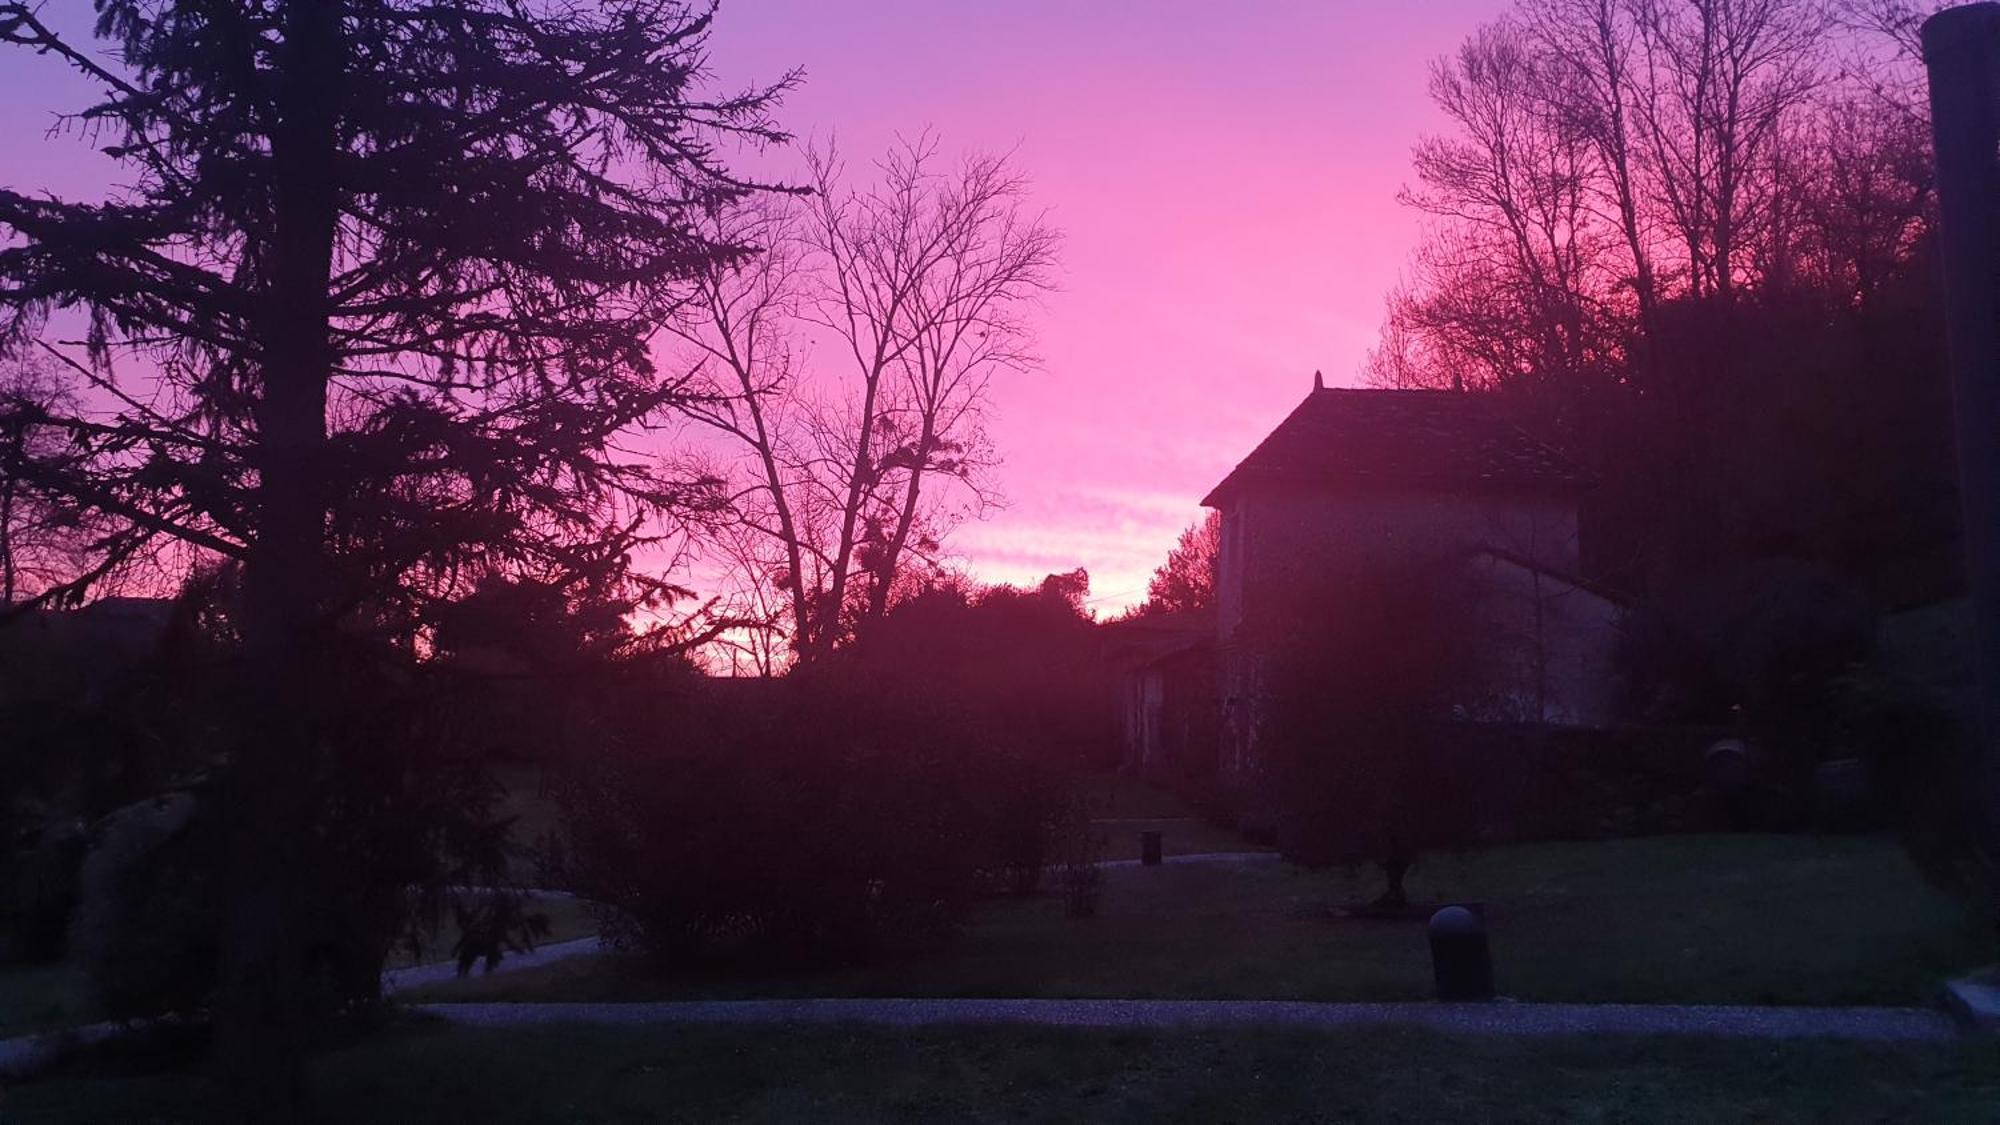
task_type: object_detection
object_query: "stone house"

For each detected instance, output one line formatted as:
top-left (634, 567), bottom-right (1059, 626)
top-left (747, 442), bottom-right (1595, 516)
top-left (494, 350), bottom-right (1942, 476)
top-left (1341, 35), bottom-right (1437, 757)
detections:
top-left (1201, 381), bottom-right (1622, 782)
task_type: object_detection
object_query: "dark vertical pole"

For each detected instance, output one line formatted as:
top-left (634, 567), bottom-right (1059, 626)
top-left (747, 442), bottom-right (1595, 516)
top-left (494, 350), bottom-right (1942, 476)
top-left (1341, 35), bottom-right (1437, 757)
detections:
top-left (1924, 3), bottom-right (2000, 887)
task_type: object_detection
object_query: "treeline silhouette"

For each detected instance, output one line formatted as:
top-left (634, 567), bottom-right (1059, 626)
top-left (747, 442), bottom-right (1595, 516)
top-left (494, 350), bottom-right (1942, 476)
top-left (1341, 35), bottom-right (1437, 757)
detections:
top-left (1369, 0), bottom-right (1957, 608)
top-left (0, 558), bottom-right (1114, 1059)
top-left (1350, 0), bottom-right (1986, 909)
top-left (1114, 0), bottom-right (1986, 914)
top-left (557, 573), bottom-right (1112, 964)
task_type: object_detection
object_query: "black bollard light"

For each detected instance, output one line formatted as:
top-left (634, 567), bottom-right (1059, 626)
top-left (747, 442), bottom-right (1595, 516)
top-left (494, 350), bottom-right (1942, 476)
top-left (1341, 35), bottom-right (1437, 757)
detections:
top-left (1140, 830), bottom-right (1163, 867)
top-left (1428, 904), bottom-right (1494, 1001)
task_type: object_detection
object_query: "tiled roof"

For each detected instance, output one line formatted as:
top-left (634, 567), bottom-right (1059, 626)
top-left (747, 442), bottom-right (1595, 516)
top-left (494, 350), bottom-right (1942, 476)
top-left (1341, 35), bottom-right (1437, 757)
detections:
top-left (1201, 387), bottom-right (1583, 506)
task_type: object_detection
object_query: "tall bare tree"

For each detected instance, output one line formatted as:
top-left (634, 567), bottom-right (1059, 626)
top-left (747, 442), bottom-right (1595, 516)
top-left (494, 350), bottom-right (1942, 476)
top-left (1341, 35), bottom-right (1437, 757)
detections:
top-left (670, 200), bottom-right (815, 659)
top-left (1522, 0), bottom-right (1661, 330)
top-left (1779, 93), bottom-right (1933, 306)
top-left (1370, 0), bottom-right (1959, 597)
top-left (1373, 0), bottom-right (1847, 397)
top-left (674, 135), bottom-right (1059, 664)
top-left (1370, 20), bottom-right (1623, 400)
top-left (1410, 21), bottom-right (1608, 372)
top-left (1626, 0), bottom-right (1830, 299)
top-left (0, 356), bottom-right (103, 603)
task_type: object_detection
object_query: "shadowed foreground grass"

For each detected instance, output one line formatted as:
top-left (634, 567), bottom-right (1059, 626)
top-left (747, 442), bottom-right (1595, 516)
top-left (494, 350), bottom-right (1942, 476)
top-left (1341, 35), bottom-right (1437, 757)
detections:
top-left (0, 965), bottom-right (95, 1040)
top-left (8, 1022), bottom-right (2000, 1123)
top-left (382, 893), bottom-right (601, 971)
top-left (413, 834), bottom-right (1992, 1007)
top-left (0, 895), bottom-right (600, 1038)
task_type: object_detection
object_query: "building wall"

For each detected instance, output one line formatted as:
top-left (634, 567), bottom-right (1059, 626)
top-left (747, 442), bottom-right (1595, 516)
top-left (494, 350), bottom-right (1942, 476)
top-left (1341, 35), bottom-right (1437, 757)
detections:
top-left (1465, 554), bottom-right (1621, 728)
top-left (1216, 484), bottom-right (1581, 643)
top-left (1117, 666), bottom-right (1168, 769)
top-left (1114, 645), bottom-right (1219, 778)
top-left (1210, 483), bottom-right (1603, 799)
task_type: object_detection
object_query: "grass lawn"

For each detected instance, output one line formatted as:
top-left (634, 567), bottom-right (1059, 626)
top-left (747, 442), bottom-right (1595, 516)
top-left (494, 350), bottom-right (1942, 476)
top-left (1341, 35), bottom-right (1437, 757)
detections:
top-left (1088, 816), bottom-right (1265, 862)
top-left (1083, 773), bottom-right (1271, 863)
top-left (410, 833), bottom-right (1993, 1007)
top-left (8, 1021), bottom-right (2000, 1123)
top-left (0, 965), bottom-right (96, 1040)
top-left (0, 895), bottom-right (601, 1039)
top-left (496, 767), bottom-right (1271, 871)
top-left (383, 892), bottom-right (601, 971)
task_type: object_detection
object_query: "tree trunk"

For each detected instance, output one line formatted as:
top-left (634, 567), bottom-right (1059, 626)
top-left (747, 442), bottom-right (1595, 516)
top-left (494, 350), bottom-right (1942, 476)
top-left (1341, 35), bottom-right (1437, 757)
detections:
top-left (215, 1), bottom-right (341, 1116)
top-left (1, 435), bottom-right (16, 604)
top-left (816, 367), bottom-right (883, 662)
top-left (743, 396), bottom-right (812, 664)
top-left (864, 422), bottom-right (934, 623)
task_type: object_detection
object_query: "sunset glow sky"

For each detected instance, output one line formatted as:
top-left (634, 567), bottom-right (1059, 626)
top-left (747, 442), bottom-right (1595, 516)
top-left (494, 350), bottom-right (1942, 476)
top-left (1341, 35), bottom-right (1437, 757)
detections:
top-left (0, 0), bottom-right (1510, 615)
top-left (701, 0), bottom-right (1509, 611)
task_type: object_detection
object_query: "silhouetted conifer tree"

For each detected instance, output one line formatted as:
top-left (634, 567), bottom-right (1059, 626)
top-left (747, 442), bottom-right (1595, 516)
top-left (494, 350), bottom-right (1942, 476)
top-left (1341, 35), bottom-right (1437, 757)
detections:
top-left (0, 1), bottom-right (791, 1112)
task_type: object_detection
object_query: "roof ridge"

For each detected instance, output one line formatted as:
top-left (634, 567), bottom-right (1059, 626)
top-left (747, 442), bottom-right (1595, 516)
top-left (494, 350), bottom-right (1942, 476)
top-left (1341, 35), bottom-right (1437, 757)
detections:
top-left (1313, 385), bottom-right (1470, 394)
top-left (1201, 386), bottom-right (1583, 507)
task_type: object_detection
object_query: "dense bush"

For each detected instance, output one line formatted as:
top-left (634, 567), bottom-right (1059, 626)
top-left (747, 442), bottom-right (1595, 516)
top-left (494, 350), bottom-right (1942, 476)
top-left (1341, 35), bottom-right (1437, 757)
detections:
top-left (1414, 724), bottom-right (1715, 842)
top-left (841, 576), bottom-right (1114, 897)
top-left (46, 644), bottom-right (548, 1024)
top-left (1620, 561), bottom-right (1877, 765)
top-left (1, 817), bottom-right (85, 962)
top-left (2, 570), bottom-right (552, 1021)
top-left (560, 674), bottom-right (1060, 965)
top-left (1618, 561), bottom-right (1989, 843)
top-left (850, 574), bottom-right (1118, 774)
top-left (305, 646), bottom-right (547, 1008)
top-left (1249, 559), bottom-right (1739, 894)
top-left (66, 792), bottom-right (221, 1021)
top-left (0, 597), bottom-right (225, 965)
top-left (1824, 665), bottom-right (1991, 918)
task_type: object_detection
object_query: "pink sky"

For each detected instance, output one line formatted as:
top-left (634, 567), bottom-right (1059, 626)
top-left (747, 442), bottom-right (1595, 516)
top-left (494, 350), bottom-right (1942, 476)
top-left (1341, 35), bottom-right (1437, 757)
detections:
top-left (0, 0), bottom-right (1508, 615)
top-left (701, 1), bottom-right (1508, 611)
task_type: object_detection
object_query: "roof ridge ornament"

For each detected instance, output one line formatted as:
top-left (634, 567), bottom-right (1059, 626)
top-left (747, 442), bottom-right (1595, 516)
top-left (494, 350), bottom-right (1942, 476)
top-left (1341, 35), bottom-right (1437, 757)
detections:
top-left (1313, 369), bottom-right (1324, 391)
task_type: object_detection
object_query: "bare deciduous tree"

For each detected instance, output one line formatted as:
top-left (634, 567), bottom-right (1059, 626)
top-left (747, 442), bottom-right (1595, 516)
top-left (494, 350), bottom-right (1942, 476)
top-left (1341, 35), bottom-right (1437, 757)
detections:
top-left (1523, 0), bottom-right (1661, 330)
top-left (1373, 21), bottom-right (1623, 397)
top-left (0, 355), bottom-right (101, 603)
top-left (1625, 0), bottom-right (1830, 299)
top-left (1370, 0), bottom-right (1894, 400)
top-left (674, 135), bottom-right (1059, 664)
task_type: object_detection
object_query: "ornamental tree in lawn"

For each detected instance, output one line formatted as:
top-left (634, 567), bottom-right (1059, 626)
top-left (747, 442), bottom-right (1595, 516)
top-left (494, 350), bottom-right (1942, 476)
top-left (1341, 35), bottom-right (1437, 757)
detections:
top-left (1256, 555), bottom-right (1496, 909)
